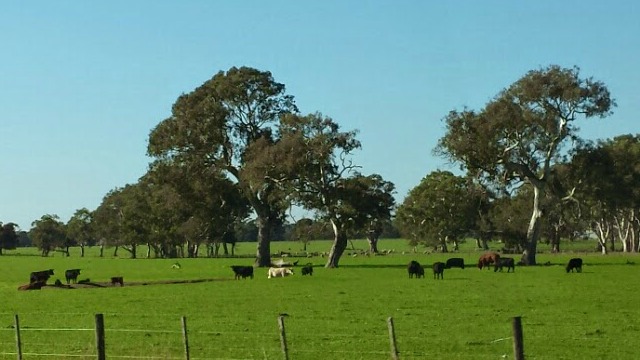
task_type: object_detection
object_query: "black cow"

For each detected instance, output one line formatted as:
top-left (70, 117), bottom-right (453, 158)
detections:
top-left (301, 263), bottom-right (314, 276)
top-left (432, 262), bottom-right (445, 280)
top-left (230, 265), bottom-right (254, 280)
top-left (65, 269), bottom-right (81, 284)
top-left (407, 260), bottom-right (425, 278)
top-left (566, 258), bottom-right (583, 273)
top-left (445, 257), bottom-right (465, 269)
top-left (494, 257), bottom-right (515, 273)
top-left (30, 269), bottom-right (54, 284)
top-left (111, 277), bottom-right (124, 286)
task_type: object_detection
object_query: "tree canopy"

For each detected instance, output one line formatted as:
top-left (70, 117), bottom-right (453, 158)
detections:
top-left (148, 66), bottom-right (298, 266)
top-left (436, 65), bottom-right (615, 264)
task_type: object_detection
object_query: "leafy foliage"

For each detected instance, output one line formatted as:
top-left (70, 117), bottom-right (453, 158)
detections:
top-left (435, 65), bottom-right (615, 264)
top-left (395, 171), bottom-right (479, 251)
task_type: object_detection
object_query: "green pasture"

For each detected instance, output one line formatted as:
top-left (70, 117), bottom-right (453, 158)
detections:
top-left (0, 239), bottom-right (638, 359)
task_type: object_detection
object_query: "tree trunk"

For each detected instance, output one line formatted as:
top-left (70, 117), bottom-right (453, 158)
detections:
top-left (255, 217), bottom-right (272, 267)
top-left (326, 220), bottom-right (347, 268)
top-left (80, 244), bottom-right (85, 257)
top-left (440, 240), bottom-right (449, 253)
top-left (99, 244), bottom-right (104, 257)
top-left (367, 231), bottom-right (379, 253)
top-left (113, 246), bottom-right (119, 257)
top-left (521, 185), bottom-right (544, 265)
top-left (223, 243), bottom-right (229, 255)
top-left (147, 243), bottom-right (152, 258)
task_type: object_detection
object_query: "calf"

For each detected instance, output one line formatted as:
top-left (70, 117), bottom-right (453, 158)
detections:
top-left (30, 269), bottom-right (54, 284)
top-left (432, 262), bottom-right (445, 280)
top-left (230, 265), bottom-right (254, 280)
top-left (407, 260), bottom-right (425, 278)
top-left (566, 258), bottom-right (583, 273)
top-left (301, 263), bottom-right (314, 276)
top-left (111, 276), bottom-right (124, 286)
top-left (65, 269), bottom-right (81, 284)
top-left (18, 281), bottom-right (46, 291)
top-left (445, 257), bottom-right (465, 269)
top-left (494, 257), bottom-right (515, 273)
top-left (268, 267), bottom-right (293, 278)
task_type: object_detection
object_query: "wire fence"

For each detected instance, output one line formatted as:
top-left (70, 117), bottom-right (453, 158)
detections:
top-left (0, 313), bottom-right (526, 360)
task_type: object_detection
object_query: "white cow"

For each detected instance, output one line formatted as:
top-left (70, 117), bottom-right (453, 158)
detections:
top-left (268, 267), bottom-right (294, 278)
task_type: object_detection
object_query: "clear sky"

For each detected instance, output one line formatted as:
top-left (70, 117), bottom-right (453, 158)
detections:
top-left (1, 1), bottom-right (638, 230)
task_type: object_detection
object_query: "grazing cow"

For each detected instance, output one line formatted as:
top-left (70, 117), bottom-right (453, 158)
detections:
top-left (268, 267), bottom-right (293, 278)
top-left (111, 277), bottom-right (124, 286)
top-left (301, 263), bottom-right (314, 276)
top-left (30, 269), bottom-right (54, 284)
top-left (65, 269), bottom-right (81, 284)
top-left (230, 265), bottom-right (254, 280)
top-left (432, 262), bottom-right (445, 279)
top-left (566, 258), bottom-right (583, 273)
top-left (477, 252), bottom-right (501, 270)
top-left (445, 257), bottom-right (465, 269)
top-left (494, 257), bottom-right (515, 273)
top-left (18, 281), bottom-right (46, 291)
top-left (54, 279), bottom-right (63, 286)
top-left (407, 260), bottom-right (425, 278)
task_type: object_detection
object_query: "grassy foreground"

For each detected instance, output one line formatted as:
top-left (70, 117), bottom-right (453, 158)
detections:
top-left (0, 239), bottom-right (638, 359)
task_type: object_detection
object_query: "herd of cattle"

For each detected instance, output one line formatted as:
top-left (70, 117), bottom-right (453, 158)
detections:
top-left (18, 269), bottom-right (124, 290)
top-left (230, 262), bottom-right (314, 280)
top-left (407, 253), bottom-right (584, 279)
top-left (17, 254), bottom-right (584, 290)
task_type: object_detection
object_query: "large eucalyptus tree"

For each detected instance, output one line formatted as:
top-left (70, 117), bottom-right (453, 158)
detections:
top-left (148, 67), bottom-right (298, 266)
top-left (275, 113), bottom-right (396, 267)
top-left (436, 65), bottom-right (615, 264)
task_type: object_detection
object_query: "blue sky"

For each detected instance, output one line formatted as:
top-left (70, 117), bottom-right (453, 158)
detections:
top-left (1, 1), bottom-right (638, 230)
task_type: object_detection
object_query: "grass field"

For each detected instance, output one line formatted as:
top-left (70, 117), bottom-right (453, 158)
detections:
top-left (0, 239), bottom-right (638, 359)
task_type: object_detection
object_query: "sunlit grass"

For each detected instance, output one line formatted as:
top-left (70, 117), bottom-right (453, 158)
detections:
top-left (0, 240), bottom-right (638, 359)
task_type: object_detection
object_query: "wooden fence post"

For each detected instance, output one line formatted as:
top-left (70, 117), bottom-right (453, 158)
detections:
top-left (387, 317), bottom-right (399, 360)
top-left (95, 313), bottom-right (106, 360)
top-left (182, 316), bottom-right (190, 360)
top-left (512, 316), bottom-right (524, 360)
top-left (277, 316), bottom-right (289, 360)
top-left (14, 314), bottom-right (22, 360)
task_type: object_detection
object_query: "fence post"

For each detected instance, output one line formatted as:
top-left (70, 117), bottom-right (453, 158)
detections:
top-left (181, 316), bottom-right (190, 360)
top-left (512, 316), bottom-right (525, 360)
top-left (387, 317), bottom-right (399, 360)
top-left (95, 313), bottom-right (106, 360)
top-left (277, 316), bottom-right (289, 360)
top-left (14, 314), bottom-right (22, 360)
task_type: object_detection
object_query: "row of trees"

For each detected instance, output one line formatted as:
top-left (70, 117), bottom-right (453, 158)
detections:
top-left (396, 131), bottom-right (640, 258)
top-left (397, 65), bottom-right (631, 265)
top-left (4, 67), bottom-right (396, 267)
top-left (6, 65), bottom-right (633, 266)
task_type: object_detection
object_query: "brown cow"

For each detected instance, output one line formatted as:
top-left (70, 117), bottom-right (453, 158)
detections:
top-left (477, 252), bottom-right (501, 270)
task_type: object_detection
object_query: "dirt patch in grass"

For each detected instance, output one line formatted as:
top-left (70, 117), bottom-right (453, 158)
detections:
top-left (20, 278), bottom-right (230, 290)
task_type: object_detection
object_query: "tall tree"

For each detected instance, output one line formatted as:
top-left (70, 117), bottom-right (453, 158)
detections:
top-left (92, 185), bottom-right (151, 258)
top-left (30, 214), bottom-right (67, 257)
top-left (66, 208), bottom-right (95, 257)
top-left (396, 171), bottom-right (478, 252)
top-left (148, 66), bottom-right (298, 266)
top-left (435, 65), bottom-right (615, 264)
top-left (0, 222), bottom-right (19, 255)
top-left (568, 135), bottom-right (640, 253)
top-left (277, 113), bottom-right (395, 267)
